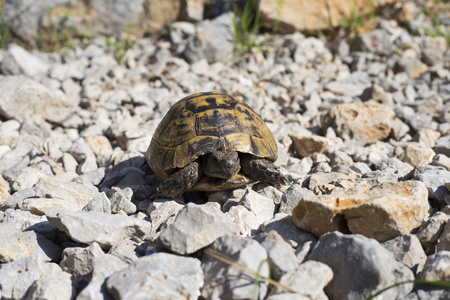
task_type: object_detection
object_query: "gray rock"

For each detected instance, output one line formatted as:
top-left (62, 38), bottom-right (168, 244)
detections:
top-left (69, 137), bottom-right (98, 174)
top-left (0, 75), bottom-right (75, 124)
top-left (110, 186), bottom-right (136, 214)
top-left (414, 211), bottom-right (449, 254)
top-left (0, 254), bottom-right (63, 300)
top-left (1, 44), bottom-right (50, 76)
top-left (46, 207), bottom-right (152, 249)
top-left (201, 235), bottom-right (269, 299)
top-left (350, 29), bottom-right (393, 55)
top-left (82, 192), bottom-right (112, 213)
top-left (0, 222), bottom-right (61, 263)
top-left (147, 198), bottom-right (184, 235)
top-left (24, 271), bottom-right (76, 300)
top-left (2, 0), bottom-right (70, 39)
top-left (271, 260), bottom-right (333, 300)
top-left (239, 189), bottom-right (275, 222)
top-left (107, 240), bottom-right (142, 264)
top-left (261, 213), bottom-right (317, 248)
top-left (414, 168), bottom-right (450, 207)
top-left (433, 135), bottom-right (450, 157)
top-left (107, 253), bottom-right (203, 300)
top-left (254, 231), bottom-right (298, 280)
top-left (437, 221), bottom-right (450, 252)
top-left (158, 202), bottom-right (240, 255)
top-left (60, 242), bottom-right (105, 279)
top-left (418, 251), bottom-right (450, 282)
top-left (77, 254), bottom-right (128, 300)
top-left (382, 234), bottom-right (427, 273)
top-left (308, 232), bottom-right (414, 300)
top-left (279, 185), bottom-right (315, 215)
top-left (184, 12), bottom-right (234, 63)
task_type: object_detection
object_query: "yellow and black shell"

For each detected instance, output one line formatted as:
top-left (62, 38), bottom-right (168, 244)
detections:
top-left (145, 91), bottom-right (278, 191)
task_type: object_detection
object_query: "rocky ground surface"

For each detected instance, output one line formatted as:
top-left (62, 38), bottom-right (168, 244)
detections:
top-left (1, 1), bottom-right (450, 300)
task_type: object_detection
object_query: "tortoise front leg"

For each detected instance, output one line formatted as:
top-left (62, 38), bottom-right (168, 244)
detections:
top-left (155, 161), bottom-right (199, 198)
top-left (240, 155), bottom-right (288, 188)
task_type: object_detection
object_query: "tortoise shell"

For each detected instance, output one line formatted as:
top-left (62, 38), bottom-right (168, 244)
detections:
top-left (145, 91), bottom-right (278, 190)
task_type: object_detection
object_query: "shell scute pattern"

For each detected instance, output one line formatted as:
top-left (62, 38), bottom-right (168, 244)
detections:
top-left (146, 92), bottom-right (278, 182)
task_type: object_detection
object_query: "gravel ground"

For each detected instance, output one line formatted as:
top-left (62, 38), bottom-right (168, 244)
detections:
top-left (0, 3), bottom-right (450, 300)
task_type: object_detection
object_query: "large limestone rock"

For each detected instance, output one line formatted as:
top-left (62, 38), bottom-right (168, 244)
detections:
top-left (158, 202), bottom-right (240, 254)
top-left (107, 253), bottom-right (203, 300)
top-left (0, 75), bottom-right (75, 125)
top-left (293, 180), bottom-right (430, 242)
top-left (321, 102), bottom-right (395, 146)
top-left (46, 207), bottom-right (152, 249)
top-left (308, 232), bottom-right (414, 300)
top-left (258, 0), bottom-right (396, 33)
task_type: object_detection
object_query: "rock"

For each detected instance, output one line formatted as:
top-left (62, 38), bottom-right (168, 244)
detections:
top-left (321, 102), bottom-right (395, 145)
top-left (201, 235), bottom-right (270, 299)
top-left (432, 154), bottom-right (450, 171)
top-left (262, 213), bottom-right (317, 248)
top-left (396, 57), bottom-right (429, 79)
top-left (1, 44), bottom-right (50, 76)
top-left (0, 75), bottom-right (75, 124)
top-left (402, 143), bottom-right (435, 166)
top-left (382, 234), bottom-right (427, 273)
top-left (76, 254), bottom-right (128, 300)
top-left (414, 212), bottom-right (450, 254)
top-left (147, 198), bottom-right (184, 235)
top-left (110, 187), bottom-right (136, 214)
top-left (293, 181), bottom-right (430, 242)
top-left (308, 232), bottom-right (414, 300)
top-left (183, 12), bottom-right (234, 63)
top-left (270, 260), bottom-right (333, 299)
top-left (433, 135), bottom-right (450, 157)
top-left (414, 168), bottom-right (450, 207)
top-left (24, 271), bottom-right (76, 300)
top-left (414, 128), bottom-right (441, 148)
top-left (107, 253), bottom-right (203, 300)
top-left (60, 242), bottom-right (105, 278)
top-left (324, 81), bottom-right (369, 97)
top-left (0, 255), bottom-right (64, 300)
top-left (69, 137), bottom-right (98, 174)
top-left (279, 185), bottom-right (315, 215)
top-left (82, 192), bottom-right (112, 213)
top-left (239, 189), bottom-right (275, 223)
top-left (22, 177), bottom-right (99, 213)
top-left (437, 221), bottom-right (450, 252)
top-left (258, 0), bottom-right (395, 33)
top-left (0, 222), bottom-right (61, 263)
top-left (350, 29), bottom-right (394, 55)
top-left (84, 135), bottom-right (113, 167)
top-left (0, 176), bottom-right (11, 205)
top-left (254, 231), bottom-right (298, 280)
top-left (46, 207), bottom-right (152, 249)
top-left (108, 240), bottom-right (142, 264)
top-left (289, 135), bottom-right (338, 158)
top-left (226, 205), bottom-right (264, 235)
top-left (158, 202), bottom-right (240, 255)
top-left (418, 251), bottom-right (450, 282)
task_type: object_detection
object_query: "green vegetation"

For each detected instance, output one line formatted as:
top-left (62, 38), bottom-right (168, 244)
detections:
top-left (106, 35), bottom-right (135, 64)
top-left (0, 4), bottom-right (10, 49)
top-left (232, 0), bottom-right (262, 56)
top-left (368, 279), bottom-right (450, 300)
top-left (36, 10), bottom-right (90, 53)
top-left (337, 1), bottom-right (378, 37)
top-left (252, 259), bottom-right (270, 300)
top-left (106, 23), bottom-right (135, 64)
top-left (423, 4), bottom-right (450, 45)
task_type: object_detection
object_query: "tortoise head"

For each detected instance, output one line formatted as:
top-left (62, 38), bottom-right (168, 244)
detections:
top-left (202, 150), bottom-right (240, 179)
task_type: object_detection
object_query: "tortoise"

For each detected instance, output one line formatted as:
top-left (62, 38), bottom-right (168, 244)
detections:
top-left (146, 91), bottom-right (287, 198)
